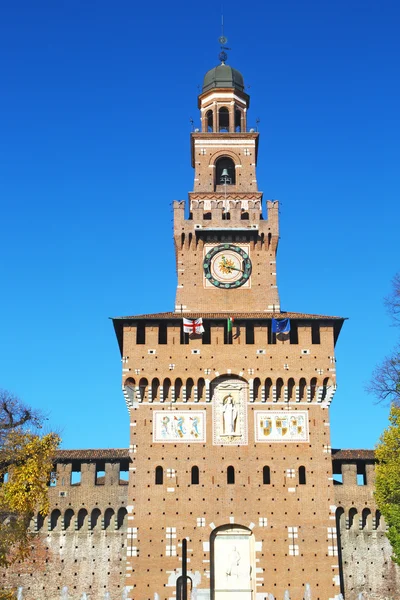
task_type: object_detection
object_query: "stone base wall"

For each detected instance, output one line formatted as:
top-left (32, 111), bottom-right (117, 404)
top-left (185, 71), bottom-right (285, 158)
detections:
top-left (1, 531), bottom-right (127, 600)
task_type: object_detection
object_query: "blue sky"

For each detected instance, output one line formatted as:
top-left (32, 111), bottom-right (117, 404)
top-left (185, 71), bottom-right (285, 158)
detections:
top-left (1, 1), bottom-right (399, 450)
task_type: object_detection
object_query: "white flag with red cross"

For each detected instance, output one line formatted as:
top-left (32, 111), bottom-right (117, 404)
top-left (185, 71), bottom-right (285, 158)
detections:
top-left (183, 317), bottom-right (204, 335)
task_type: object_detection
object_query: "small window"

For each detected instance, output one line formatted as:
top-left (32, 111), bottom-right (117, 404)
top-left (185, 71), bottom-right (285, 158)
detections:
top-left (289, 321), bottom-right (298, 344)
top-left (227, 466), bottom-right (235, 484)
top-left (299, 466), bottom-right (306, 485)
top-left (119, 460), bottom-right (129, 485)
top-left (70, 463), bottom-right (81, 486)
top-left (202, 322), bottom-right (211, 344)
top-left (155, 466), bottom-right (163, 485)
top-left (206, 110), bottom-right (213, 132)
top-left (218, 107), bottom-right (229, 132)
top-left (311, 323), bottom-right (320, 344)
top-left (357, 463), bottom-right (367, 486)
top-left (263, 466), bottom-right (271, 485)
top-left (95, 462), bottom-right (106, 486)
top-left (235, 109), bottom-right (241, 132)
top-left (158, 323), bottom-right (167, 344)
top-left (136, 323), bottom-right (145, 344)
top-left (191, 466), bottom-right (199, 485)
top-left (245, 323), bottom-right (255, 344)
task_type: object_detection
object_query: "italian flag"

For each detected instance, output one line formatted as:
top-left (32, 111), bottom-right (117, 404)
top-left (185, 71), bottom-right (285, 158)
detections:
top-left (227, 317), bottom-right (235, 332)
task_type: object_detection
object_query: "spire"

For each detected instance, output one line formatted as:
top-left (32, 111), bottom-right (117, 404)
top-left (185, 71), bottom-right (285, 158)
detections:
top-left (218, 14), bottom-right (230, 65)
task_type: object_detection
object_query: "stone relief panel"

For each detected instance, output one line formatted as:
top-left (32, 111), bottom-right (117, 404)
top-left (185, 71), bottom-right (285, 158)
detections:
top-left (254, 411), bottom-right (309, 443)
top-left (212, 378), bottom-right (248, 445)
top-left (213, 526), bottom-right (254, 600)
top-left (153, 411), bottom-right (206, 443)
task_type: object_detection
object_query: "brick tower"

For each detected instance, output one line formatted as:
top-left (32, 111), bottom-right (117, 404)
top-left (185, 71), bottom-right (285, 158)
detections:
top-left (113, 53), bottom-right (344, 600)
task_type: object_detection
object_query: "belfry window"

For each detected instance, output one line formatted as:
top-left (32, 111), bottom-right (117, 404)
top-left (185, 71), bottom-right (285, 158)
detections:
top-left (206, 110), bottom-right (213, 132)
top-left (218, 107), bottom-right (229, 132)
top-left (235, 109), bottom-right (242, 132)
top-left (216, 157), bottom-right (236, 186)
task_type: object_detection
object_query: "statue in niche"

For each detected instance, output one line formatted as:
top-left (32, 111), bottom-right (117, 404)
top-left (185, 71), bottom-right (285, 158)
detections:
top-left (226, 545), bottom-right (241, 583)
top-left (222, 395), bottom-right (238, 435)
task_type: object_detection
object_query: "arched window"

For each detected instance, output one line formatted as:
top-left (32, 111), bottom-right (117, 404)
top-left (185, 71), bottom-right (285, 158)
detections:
top-left (197, 378), bottom-right (205, 401)
top-left (163, 378), bottom-right (171, 401)
top-left (155, 466), bottom-right (163, 485)
top-left (91, 508), bottom-right (101, 530)
top-left (104, 508), bottom-right (115, 530)
top-left (77, 508), bottom-right (88, 530)
top-left (216, 157), bottom-right (236, 186)
top-left (253, 378), bottom-right (261, 401)
top-left (362, 508), bottom-right (372, 530)
top-left (36, 513), bottom-right (45, 531)
top-left (235, 109), bottom-right (242, 132)
top-left (227, 466), bottom-right (235, 484)
top-left (299, 466), bottom-right (306, 484)
top-left (321, 377), bottom-right (330, 401)
top-left (117, 507), bottom-right (127, 530)
top-left (206, 110), bottom-right (213, 132)
top-left (50, 509), bottom-right (61, 531)
top-left (288, 378), bottom-right (295, 401)
top-left (124, 377), bottom-right (136, 406)
top-left (152, 378), bottom-right (160, 401)
top-left (64, 509), bottom-right (74, 530)
top-left (175, 378), bottom-right (182, 401)
top-left (139, 377), bottom-right (148, 402)
top-left (264, 378), bottom-right (272, 401)
top-left (348, 507), bottom-right (358, 530)
top-left (276, 378), bottom-right (284, 401)
top-left (218, 107), bottom-right (229, 132)
top-left (263, 466), bottom-right (271, 485)
top-left (241, 211), bottom-right (249, 220)
top-left (299, 378), bottom-right (307, 401)
top-left (310, 377), bottom-right (317, 401)
top-left (191, 466), bottom-right (199, 485)
top-left (186, 378), bottom-right (194, 401)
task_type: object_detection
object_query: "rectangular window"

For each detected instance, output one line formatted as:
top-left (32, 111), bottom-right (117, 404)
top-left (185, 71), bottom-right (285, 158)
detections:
top-left (267, 323), bottom-right (276, 345)
top-left (311, 323), bottom-right (320, 344)
top-left (245, 323), bottom-right (255, 344)
top-left (48, 469), bottom-right (57, 487)
top-left (119, 460), bottom-right (129, 485)
top-left (136, 323), bottom-right (146, 344)
top-left (70, 462), bottom-right (81, 486)
top-left (289, 321), bottom-right (298, 344)
top-left (202, 322), bottom-right (211, 344)
top-left (158, 323), bottom-right (167, 344)
top-left (95, 462), bottom-right (106, 486)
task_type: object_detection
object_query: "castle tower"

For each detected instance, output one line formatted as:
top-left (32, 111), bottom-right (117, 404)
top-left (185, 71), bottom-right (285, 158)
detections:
top-left (113, 51), bottom-right (344, 600)
top-left (174, 60), bottom-right (280, 313)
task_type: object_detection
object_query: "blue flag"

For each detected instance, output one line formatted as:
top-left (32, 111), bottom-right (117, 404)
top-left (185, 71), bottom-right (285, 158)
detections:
top-left (272, 318), bottom-right (291, 334)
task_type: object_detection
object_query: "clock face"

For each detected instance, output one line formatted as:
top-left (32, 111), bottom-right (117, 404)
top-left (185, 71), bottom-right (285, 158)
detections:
top-left (203, 244), bottom-right (252, 289)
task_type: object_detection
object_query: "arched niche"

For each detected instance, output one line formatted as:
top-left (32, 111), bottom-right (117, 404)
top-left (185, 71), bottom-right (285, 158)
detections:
top-left (211, 376), bottom-right (248, 446)
top-left (210, 524), bottom-right (255, 600)
top-left (215, 156), bottom-right (236, 186)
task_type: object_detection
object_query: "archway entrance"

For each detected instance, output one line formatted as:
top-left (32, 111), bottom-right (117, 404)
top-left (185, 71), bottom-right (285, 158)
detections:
top-left (211, 525), bottom-right (254, 600)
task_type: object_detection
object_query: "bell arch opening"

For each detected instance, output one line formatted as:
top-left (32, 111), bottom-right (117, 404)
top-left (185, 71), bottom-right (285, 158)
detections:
top-left (210, 524), bottom-right (255, 600)
top-left (215, 157), bottom-right (236, 187)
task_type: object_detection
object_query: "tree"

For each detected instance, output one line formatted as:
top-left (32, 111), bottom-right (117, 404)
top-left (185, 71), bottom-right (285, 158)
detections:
top-left (368, 273), bottom-right (400, 406)
top-left (0, 389), bottom-right (60, 567)
top-left (375, 404), bottom-right (400, 565)
top-left (370, 274), bottom-right (400, 564)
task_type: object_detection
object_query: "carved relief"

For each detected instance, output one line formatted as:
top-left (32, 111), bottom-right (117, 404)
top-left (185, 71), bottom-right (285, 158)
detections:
top-left (254, 411), bottom-right (309, 443)
top-left (153, 411), bottom-right (206, 443)
top-left (212, 378), bottom-right (248, 445)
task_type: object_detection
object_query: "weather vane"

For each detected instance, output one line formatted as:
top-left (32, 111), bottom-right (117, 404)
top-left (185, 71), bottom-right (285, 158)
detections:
top-left (218, 14), bottom-right (231, 64)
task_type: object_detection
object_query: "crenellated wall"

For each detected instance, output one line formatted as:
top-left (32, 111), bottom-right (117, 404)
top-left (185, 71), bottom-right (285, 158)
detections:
top-left (333, 450), bottom-right (400, 600)
top-left (0, 450), bottom-right (131, 599)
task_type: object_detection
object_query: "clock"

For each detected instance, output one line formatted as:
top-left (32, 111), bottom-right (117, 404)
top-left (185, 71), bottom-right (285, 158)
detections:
top-left (203, 244), bottom-right (252, 289)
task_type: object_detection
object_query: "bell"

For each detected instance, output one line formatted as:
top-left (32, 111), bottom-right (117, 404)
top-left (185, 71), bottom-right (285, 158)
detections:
top-left (221, 168), bottom-right (229, 178)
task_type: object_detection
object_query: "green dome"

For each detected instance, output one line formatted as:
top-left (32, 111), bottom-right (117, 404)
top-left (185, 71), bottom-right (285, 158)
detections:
top-left (202, 64), bottom-right (245, 93)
